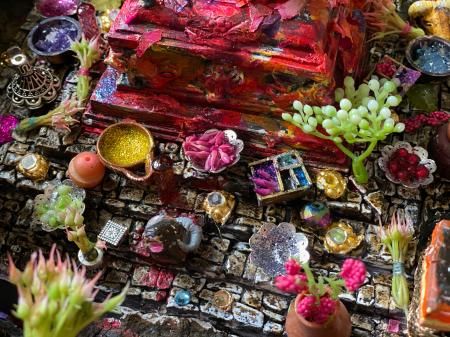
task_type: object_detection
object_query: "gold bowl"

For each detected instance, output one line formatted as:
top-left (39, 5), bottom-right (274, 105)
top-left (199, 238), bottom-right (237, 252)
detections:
top-left (97, 122), bottom-right (155, 181)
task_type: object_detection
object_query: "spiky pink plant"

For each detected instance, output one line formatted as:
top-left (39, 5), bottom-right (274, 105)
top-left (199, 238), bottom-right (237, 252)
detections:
top-left (8, 245), bottom-right (128, 337)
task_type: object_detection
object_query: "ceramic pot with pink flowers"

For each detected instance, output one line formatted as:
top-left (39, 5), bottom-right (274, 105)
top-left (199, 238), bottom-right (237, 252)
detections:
top-left (275, 258), bottom-right (366, 337)
top-left (285, 295), bottom-right (351, 337)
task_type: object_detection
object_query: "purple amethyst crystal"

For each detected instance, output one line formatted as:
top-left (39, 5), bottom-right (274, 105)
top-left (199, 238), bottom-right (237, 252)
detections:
top-left (36, 0), bottom-right (80, 17)
top-left (29, 17), bottom-right (81, 55)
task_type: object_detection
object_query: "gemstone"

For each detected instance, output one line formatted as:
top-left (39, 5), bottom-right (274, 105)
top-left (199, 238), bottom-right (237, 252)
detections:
top-left (277, 153), bottom-right (299, 167)
top-left (327, 227), bottom-right (348, 245)
top-left (98, 220), bottom-right (128, 247)
top-left (174, 289), bottom-right (191, 306)
top-left (301, 202), bottom-right (332, 228)
top-left (36, 0), bottom-right (80, 17)
top-left (414, 40), bottom-right (450, 74)
top-left (32, 19), bottom-right (80, 53)
top-left (293, 167), bottom-right (309, 186)
top-left (207, 191), bottom-right (225, 206)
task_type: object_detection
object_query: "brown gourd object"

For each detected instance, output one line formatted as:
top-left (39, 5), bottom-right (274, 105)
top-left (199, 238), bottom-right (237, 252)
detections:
top-left (285, 294), bottom-right (351, 337)
top-left (429, 122), bottom-right (450, 180)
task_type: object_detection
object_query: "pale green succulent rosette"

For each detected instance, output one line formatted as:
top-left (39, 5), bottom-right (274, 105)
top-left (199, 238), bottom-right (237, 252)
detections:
top-left (282, 76), bottom-right (405, 184)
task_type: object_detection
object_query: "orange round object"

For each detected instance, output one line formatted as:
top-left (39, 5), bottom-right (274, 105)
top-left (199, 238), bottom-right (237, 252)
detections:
top-left (68, 152), bottom-right (105, 188)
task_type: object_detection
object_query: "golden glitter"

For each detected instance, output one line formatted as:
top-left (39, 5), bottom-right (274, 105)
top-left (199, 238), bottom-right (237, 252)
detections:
top-left (99, 124), bottom-right (151, 167)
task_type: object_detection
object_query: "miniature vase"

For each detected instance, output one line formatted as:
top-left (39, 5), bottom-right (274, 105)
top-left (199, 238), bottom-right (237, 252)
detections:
top-left (68, 152), bottom-right (105, 188)
top-left (429, 122), bottom-right (450, 180)
top-left (285, 295), bottom-right (351, 337)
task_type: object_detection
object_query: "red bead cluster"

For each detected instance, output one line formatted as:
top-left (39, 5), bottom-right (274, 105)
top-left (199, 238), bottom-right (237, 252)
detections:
top-left (387, 148), bottom-right (429, 183)
top-left (376, 58), bottom-right (397, 78)
top-left (404, 111), bottom-right (450, 133)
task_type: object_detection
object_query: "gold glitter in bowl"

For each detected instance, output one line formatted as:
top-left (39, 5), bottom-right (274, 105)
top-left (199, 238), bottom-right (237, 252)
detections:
top-left (98, 123), bottom-right (153, 167)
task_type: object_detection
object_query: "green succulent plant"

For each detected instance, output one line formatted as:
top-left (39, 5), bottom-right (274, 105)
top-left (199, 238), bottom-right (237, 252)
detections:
top-left (282, 76), bottom-right (405, 184)
top-left (35, 184), bottom-right (85, 230)
top-left (9, 245), bottom-right (127, 337)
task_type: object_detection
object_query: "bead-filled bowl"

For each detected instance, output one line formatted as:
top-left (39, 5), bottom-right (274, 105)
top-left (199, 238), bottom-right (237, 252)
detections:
top-left (27, 16), bottom-right (81, 64)
top-left (378, 141), bottom-right (436, 188)
top-left (406, 36), bottom-right (450, 77)
top-left (182, 129), bottom-right (244, 174)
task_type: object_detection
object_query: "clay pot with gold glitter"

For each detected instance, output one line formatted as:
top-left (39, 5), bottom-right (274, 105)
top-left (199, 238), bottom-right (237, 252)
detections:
top-left (97, 122), bottom-right (154, 182)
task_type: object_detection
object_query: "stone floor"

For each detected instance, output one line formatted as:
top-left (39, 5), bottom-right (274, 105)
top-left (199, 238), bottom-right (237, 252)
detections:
top-left (1, 3), bottom-right (450, 337)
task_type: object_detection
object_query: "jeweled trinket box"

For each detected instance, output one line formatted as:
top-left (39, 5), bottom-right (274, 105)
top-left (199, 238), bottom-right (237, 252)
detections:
top-left (249, 150), bottom-right (312, 205)
top-left (87, 0), bottom-right (366, 167)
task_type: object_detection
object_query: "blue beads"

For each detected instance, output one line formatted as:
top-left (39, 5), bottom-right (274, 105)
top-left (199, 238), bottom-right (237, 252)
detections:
top-left (293, 167), bottom-right (309, 186)
top-left (174, 289), bottom-right (191, 306)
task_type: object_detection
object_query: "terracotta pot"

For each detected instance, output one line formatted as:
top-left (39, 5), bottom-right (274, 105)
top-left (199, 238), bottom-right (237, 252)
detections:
top-left (285, 295), bottom-right (351, 337)
top-left (68, 152), bottom-right (105, 188)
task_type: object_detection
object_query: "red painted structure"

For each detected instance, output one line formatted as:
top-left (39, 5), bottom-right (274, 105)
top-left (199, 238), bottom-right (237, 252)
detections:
top-left (87, 0), bottom-right (366, 168)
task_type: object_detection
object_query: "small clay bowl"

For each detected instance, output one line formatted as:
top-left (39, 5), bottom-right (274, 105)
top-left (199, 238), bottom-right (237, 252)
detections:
top-left (27, 16), bottom-right (81, 64)
top-left (97, 122), bottom-right (155, 182)
top-left (406, 36), bottom-right (450, 78)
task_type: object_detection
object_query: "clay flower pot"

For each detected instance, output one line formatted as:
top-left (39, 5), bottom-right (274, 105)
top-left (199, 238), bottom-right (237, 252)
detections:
top-left (285, 295), bottom-right (351, 337)
top-left (68, 152), bottom-right (105, 188)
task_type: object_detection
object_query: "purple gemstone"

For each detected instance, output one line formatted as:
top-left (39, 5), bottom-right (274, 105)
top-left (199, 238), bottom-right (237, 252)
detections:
top-left (36, 0), bottom-right (81, 17)
top-left (31, 18), bottom-right (80, 54)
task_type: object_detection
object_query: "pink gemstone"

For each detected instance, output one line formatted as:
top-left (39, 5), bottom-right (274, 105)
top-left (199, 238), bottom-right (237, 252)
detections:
top-left (36, 0), bottom-right (80, 17)
top-left (156, 270), bottom-right (175, 289)
top-left (387, 319), bottom-right (401, 333)
top-left (77, 3), bottom-right (100, 40)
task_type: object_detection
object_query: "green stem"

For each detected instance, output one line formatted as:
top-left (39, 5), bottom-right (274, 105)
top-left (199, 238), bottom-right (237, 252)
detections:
top-left (333, 141), bottom-right (356, 160)
top-left (351, 141), bottom-right (377, 184)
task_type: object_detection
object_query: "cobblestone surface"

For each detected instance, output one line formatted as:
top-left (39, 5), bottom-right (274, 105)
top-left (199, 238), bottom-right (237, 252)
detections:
top-left (0, 5), bottom-right (449, 337)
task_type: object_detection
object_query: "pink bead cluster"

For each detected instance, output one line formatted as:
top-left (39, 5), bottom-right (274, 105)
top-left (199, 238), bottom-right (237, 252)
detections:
top-left (183, 130), bottom-right (237, 173)
top-left (297, 294), bottom-right (337, 324)
top-left (275, 258), bottom-right (366, 325)
top-left (403, 111), bottom-right (450, 133)
top-left (340, 258), bottom-right (366, 292)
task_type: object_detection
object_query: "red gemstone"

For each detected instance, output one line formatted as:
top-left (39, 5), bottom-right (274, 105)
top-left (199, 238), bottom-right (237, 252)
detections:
top-left (415, 165), bottom-right (429, 180)
top-left (395, 148), bottom-right (409, 158)
top-left (407, 154), bottom-right (420, 165)
top-left (397, 171), bottom-right (408, 182)
top-left (388, 161), bottom-right (399, 174)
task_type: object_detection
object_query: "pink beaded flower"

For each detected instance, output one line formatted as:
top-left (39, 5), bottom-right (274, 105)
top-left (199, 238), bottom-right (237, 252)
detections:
top-left (285, 258), bottom-right (302, 275)
top-left (274, 274), bottom-right (308, 294)
top-left (340, 258), bottom-right (366, 292)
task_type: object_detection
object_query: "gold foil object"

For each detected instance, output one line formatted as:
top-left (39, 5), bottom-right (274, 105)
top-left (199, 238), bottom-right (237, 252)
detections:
top-left (316, 170), bottom-right (346, 199)
top-left (212, 290), bottom-right (234, 311)
top-left (16, 153), bottom-right (50, 181)
top-left (408, 1), bottom-right (450, 40)
top-left (97, 122), bottom-right (155, 182)
top-left (202, 191), bottom-right (235, 226)
top-left (323, 221), bottom-right (364, 254)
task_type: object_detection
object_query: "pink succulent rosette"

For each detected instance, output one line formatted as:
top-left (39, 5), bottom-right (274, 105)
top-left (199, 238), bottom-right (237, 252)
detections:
top-left (182, 129), bottom-right (244, 174)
